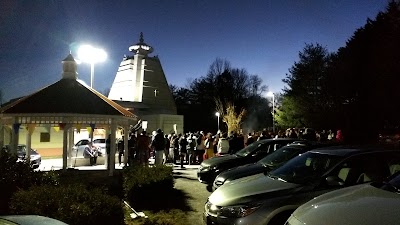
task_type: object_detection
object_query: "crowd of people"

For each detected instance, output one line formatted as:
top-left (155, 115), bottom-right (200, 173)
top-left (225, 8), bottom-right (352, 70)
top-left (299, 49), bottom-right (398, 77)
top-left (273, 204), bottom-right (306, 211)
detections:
top-left (107, 127), bottom-right (344, 168)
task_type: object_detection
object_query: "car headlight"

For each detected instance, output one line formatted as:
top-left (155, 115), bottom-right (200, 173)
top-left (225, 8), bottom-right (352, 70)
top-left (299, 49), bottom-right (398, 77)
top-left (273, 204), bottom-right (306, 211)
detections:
top-left (206, 201), bottom-right (262, 218)
top-left (200, 165), bottom-right (218, 172)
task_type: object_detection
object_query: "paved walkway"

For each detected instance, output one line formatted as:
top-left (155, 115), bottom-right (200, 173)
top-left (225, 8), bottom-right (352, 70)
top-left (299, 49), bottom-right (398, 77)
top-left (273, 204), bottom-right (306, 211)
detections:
top-left (172, 164), bottom-right (211, 225)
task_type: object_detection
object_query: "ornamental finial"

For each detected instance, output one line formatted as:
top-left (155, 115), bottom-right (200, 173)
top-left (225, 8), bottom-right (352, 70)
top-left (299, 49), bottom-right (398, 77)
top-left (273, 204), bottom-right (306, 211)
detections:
top-left (139, 32), bottom-right (144, 43)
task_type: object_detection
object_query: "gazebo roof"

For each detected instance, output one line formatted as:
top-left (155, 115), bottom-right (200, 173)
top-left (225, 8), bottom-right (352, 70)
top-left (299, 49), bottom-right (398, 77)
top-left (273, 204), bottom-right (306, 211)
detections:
top-left (0, 79), bottom-right (135, 117)
top-left (0, 53), bottom-right (136, 121)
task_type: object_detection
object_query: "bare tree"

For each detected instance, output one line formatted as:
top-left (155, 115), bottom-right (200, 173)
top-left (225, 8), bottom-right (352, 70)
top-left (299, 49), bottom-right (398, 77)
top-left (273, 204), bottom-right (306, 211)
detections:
top-left (216, 98), bottom-right (246, 134)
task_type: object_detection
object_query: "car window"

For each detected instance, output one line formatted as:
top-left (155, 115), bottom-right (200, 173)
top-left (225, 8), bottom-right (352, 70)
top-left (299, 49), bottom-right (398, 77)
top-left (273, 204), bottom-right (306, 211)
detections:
top-left (235, 142), bottom-right (262, 157)
top-left (269, 152), bottom-right (344, 184)
top-left (329, 153), bottom-right (390, 185)
top-left (93, 139), bottom-right (105, 144)
top-left (259, 146), bottom-right (305, 167)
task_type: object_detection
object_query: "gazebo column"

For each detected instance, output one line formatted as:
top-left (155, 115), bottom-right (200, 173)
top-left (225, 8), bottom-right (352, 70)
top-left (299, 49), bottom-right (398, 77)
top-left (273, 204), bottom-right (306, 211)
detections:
top-left (123, 124), bottom-right (129, 165)
top-left (68, 127), bottom-right (74, 167)
top-left (109, 120), bottom-right (117, 176)
top-left (62, 125), bottom-right (69, 170)
top-left (26, 126), bottom-right (32, 162)
top-left (11, 119), bottom-right (20, 155)
top-left (104, 125), bottom-right (110, 169)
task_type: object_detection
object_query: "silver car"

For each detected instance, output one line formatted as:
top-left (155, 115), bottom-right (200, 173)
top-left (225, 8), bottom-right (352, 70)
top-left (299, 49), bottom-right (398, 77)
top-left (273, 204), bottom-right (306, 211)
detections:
top-left (287, 172), bottom-right (400, 225)
top-left (204, 147), bottom-right (400, 225)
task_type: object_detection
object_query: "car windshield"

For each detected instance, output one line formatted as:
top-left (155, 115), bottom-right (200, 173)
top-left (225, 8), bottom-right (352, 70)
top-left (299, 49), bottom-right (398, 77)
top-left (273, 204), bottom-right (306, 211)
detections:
top-left (258, 146), bottom-right (306, 168)
top-left (235, 141), bottom-right (265, 157)
top-left (268, 152), bottom-right (344, 184)
top-left (94, 139), bottom-right (105, 144)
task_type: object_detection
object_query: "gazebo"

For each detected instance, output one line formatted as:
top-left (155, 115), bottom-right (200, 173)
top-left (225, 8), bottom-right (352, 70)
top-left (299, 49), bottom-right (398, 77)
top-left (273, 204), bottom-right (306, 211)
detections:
top-left (0, 53), bottom-right (138, 175)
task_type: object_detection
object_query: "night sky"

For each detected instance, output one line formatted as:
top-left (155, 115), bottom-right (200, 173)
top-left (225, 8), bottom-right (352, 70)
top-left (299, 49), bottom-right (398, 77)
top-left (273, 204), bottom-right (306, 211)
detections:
top-left (0, 0), bottom-right (388, 102)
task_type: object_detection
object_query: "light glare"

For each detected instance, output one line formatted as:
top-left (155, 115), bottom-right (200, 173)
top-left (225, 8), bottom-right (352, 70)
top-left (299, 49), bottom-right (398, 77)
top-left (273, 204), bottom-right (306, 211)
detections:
top-left (78, 45), bottom-right (107, 63)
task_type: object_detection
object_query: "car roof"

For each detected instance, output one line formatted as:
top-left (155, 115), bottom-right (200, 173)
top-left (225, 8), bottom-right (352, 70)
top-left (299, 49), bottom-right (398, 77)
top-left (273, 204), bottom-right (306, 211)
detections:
top-left (309, 145), bottom-right (400, 157)
top-left (257, 138), bottom-right (298, 143)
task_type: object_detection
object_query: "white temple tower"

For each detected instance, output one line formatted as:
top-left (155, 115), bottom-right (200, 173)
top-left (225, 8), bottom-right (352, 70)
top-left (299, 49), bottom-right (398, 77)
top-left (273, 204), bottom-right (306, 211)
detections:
top-left (108, 32), bottom-right (153, 102)
top-left (108, 33), bottom-right (182, 133)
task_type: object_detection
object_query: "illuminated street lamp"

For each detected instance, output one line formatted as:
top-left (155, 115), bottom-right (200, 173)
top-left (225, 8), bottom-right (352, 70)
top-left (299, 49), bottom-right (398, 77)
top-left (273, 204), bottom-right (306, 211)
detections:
top-left (77, 45), bottom-right (107, 89)
top-left (215, 112), bottom-right (220, 132)
top-left (266, 91), bottom-right (275, 133)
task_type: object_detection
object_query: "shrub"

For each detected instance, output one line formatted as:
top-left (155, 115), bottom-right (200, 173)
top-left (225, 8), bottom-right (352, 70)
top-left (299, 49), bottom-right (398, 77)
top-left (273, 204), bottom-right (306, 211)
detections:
top-left (123, 165), bottom-right (174, 209)
top-left (10, 184), bottom-right (124, 225)
top-left (0, 151), bottom-right (59, 214)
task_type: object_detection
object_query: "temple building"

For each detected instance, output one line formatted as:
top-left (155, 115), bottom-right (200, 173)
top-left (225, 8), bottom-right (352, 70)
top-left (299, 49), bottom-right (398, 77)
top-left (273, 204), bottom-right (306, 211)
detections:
top-left (108, 33), bottom-right (183, 134)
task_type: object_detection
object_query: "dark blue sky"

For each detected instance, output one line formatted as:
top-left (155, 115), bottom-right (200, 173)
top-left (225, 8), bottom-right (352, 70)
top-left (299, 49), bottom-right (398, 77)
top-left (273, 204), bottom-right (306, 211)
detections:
top-left (0, 0), bottom-right (388, 102)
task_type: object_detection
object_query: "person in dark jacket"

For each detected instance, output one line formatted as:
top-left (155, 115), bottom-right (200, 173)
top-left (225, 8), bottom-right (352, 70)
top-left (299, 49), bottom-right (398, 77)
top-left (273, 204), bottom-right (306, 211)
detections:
top-left (151, 129), bottom-right (165, 165)
top-left (179, 134), bottom-right (188, 168)
top-left (83, 142), bottom-right (96, 166)
top-left (117, 137), bottom-right (124, 166)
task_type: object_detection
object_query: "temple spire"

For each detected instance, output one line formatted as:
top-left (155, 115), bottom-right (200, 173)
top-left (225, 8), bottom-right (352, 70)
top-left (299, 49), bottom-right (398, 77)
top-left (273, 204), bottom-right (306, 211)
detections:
top-left (128, 32), bottom-right (154, 56)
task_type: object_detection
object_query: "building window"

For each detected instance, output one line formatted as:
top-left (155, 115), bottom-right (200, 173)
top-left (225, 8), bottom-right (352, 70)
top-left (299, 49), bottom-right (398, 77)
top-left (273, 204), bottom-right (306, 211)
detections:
top-left (40, 132), bottom-right (50, 142)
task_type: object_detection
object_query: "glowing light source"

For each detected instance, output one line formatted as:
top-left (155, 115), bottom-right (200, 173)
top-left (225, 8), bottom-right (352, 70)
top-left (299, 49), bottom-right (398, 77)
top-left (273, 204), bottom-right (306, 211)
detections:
top-left (77, 45), bottom-right (107, 88)
top-left (215, 112), bottom-right (220, 132)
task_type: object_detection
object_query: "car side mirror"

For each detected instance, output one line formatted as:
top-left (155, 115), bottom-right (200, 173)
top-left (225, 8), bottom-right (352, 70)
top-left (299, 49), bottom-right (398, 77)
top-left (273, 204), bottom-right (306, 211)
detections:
top-left (325, 176), bottom-right (345, 186)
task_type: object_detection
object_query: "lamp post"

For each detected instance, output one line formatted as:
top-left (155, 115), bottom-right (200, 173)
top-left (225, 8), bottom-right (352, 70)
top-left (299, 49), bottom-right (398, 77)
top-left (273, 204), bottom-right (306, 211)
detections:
top-left (266, 91), bottom-right (275, 133)
top-left (215, 112), bottom-right (220, 132)
top-left (77, 45), bottom-right (107, 89)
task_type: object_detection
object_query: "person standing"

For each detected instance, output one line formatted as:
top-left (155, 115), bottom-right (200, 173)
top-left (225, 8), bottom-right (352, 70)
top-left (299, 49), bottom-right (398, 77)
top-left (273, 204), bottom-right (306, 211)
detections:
top-left (205, 133), bottom-right (215, 159)
top-left (179, 134), bottom-right (188, 168)
top-left (136, 131), bottom-right (150, 166)
top-left (187, 134), bottom-right (196, 165)
top-left (217, 133), bottom-right (230, 155)
top-left (164, 134), bottom-right (170, 163)
top-left (117, 137), bottom-right (124, 166)
top-left (195, 132), bottom-right (206, 164)
top-left (245, 132), bottom-right (255, 146)
top-left (128, 133), bottom-right (137, 166)
top-left (151, 128), bottom-right (165, 165)
top-left (106, 134), bottom-right (111, 169)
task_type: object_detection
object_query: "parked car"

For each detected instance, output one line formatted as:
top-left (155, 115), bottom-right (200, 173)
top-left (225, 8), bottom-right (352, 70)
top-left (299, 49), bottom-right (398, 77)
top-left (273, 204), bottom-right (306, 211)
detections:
top-left (204, 146), bottom-right (400, 225)
top-left (0, 215), bottom-right (68, 225)
top-left (287, 171), bottom-right (400, 225)
top-left (72, 139), bottom-right (90, 157)
top-left (197, 138), bottom-right (298, 184)
top-left (2, 144), bottom-right (42, 169)
top-left (93, 138), bottom-right (106, 156)
top-left (72, 139), bottom-right (104, 157)
top-left (213, 141), bottom-right (330, 190)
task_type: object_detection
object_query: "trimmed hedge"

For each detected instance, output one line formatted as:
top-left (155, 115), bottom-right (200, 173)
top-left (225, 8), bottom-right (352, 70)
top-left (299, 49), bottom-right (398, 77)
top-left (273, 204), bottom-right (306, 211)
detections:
top-left (0, 151), bottom-right (59, 214)
top-left (10, 184), bottom-right (124, 225)
top-left (123, 165), bottom-right (174, 210)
